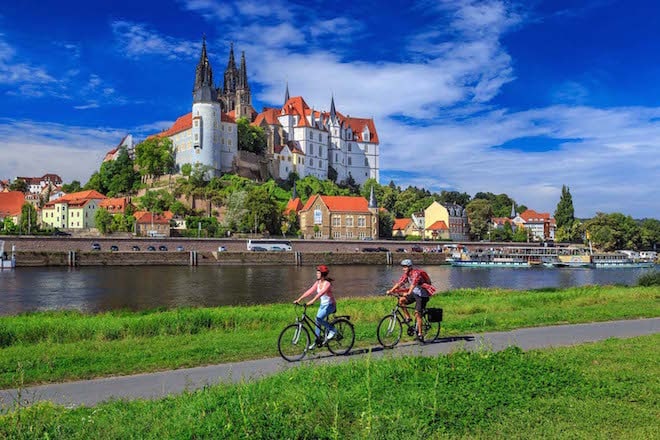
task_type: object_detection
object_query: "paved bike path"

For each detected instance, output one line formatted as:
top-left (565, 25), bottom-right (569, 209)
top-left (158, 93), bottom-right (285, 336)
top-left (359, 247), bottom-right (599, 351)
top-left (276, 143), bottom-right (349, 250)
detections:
top-left (1, 318), bottom-right (658, 410)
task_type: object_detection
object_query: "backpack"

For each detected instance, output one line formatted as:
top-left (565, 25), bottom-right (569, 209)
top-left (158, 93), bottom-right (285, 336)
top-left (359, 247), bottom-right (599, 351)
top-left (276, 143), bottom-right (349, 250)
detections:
top-left (415, 269), bottom-right (436, 295)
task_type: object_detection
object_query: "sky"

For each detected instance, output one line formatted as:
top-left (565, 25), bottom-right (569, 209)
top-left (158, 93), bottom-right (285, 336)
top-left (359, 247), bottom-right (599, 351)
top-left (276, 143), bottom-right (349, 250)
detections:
top-left (1, 0), bottom-right (659, 219)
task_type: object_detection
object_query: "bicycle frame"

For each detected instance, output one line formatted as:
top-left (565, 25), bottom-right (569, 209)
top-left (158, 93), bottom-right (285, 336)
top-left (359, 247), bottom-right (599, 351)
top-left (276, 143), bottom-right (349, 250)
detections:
top-left (293, 304), bottom-right (334, 342)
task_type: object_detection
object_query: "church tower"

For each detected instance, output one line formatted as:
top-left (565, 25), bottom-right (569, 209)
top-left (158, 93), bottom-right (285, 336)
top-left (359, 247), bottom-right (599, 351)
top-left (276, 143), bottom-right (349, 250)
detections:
top-left (234, 51), bottom-right (253, 119)
top-left (192, 37), bottom-right (221, 175)
top-left (221, 43), bottom-right (239, 113)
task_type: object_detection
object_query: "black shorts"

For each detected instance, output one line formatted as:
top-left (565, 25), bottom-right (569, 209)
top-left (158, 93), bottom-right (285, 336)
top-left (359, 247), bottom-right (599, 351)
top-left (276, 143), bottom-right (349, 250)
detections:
top-left (403, 293), bottom-right (429, 314)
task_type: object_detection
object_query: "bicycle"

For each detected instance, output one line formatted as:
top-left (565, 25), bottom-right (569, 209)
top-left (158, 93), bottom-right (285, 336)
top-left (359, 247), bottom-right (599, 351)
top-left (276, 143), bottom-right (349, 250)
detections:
top-left (376, 291), bottom-right (442, 348)
top-left (278, 303), bottom-right (355, 362)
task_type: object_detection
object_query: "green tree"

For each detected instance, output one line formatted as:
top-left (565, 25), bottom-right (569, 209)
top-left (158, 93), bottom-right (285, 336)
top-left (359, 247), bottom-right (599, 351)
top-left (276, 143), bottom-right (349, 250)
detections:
top-left (61, 180), bottom-right (82, 193)
top-left (473, 192), bottom-right (517, 217)
top-left (466, 199), bottom-right (494, 240)
top-left (138, 190), bottom-right (174, 214)
top-left (438, 190), bottom-right (471, 207)
top-left (95, 208), bottom-right (114, 234)
top-left (639, 219), bottom-right (660, 250)
top-left (19, 203), bottom-right (38, 234)
top-left (585, 213), bottom-right (641, 251)
top-left (512, 226), bottom-right (529, 242)
top-left (9, 179), bottom-right (28, 193)
top-left (2, 217), bottom-right (17, 234)
top-left (237, 117), bottom-right (267, 154)
top-left (135, 137), bottom-right (175, 177)
top-left (378, 210), bottom-right (394, 239)
top-left (554, 185), bottom-right (575, 231)
top-left (181, 163), bottom-right (192, 178)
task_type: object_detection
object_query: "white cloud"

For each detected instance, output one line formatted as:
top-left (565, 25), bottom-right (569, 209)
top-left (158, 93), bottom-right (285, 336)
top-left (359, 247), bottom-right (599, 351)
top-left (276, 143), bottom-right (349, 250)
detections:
top-left (0, 34), bottom-right (57, 87)
top-left (0, 119), bottom-right (125, 183)
top-left (111, 21), bottom-right (198, 60)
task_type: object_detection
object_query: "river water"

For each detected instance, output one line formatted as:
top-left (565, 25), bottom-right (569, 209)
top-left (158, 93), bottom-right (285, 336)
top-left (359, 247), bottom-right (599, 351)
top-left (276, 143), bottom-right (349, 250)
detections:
top-left (0, 265), bottom-right (655, 316)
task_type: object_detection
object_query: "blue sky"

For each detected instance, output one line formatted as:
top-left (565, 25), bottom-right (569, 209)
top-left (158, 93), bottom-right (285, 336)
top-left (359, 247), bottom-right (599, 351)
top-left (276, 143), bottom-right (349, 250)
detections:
top-left (1, 0), bottom-right (659, 218)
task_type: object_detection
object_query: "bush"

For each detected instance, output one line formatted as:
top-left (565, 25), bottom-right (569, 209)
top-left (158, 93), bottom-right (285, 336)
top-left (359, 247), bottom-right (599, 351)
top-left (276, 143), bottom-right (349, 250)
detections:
top-left (637, 271), bottom-right (660, 286)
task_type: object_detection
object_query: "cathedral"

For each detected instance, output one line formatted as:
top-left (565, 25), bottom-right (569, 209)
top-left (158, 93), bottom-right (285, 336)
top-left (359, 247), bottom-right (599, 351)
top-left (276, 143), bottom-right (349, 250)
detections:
top-left (153, 39), bottom-right (380, 184)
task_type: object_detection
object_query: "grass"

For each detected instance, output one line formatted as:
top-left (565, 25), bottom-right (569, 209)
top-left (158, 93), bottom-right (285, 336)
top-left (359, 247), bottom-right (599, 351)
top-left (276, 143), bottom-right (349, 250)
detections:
top-left (0, 334), bottom-right (657, 439)
top-left (0, 284), bottom-right (658, 388)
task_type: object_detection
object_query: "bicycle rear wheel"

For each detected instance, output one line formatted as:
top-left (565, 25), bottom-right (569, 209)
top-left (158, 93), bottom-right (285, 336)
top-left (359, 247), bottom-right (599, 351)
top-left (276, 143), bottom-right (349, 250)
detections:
top-left (421, 314), bottom-right (440, 342)
top-left (326, 318), bottom-right (355, 355)
top-left (377, 314), bottom-right (402, 348)
top-left (278, 323), bottom-right (310, 362)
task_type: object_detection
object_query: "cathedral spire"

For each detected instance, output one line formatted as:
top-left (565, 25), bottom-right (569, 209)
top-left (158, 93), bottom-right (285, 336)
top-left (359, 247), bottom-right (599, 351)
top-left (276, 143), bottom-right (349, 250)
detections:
top-left (369, 185), bottom-right (377, 209)
top-left (284, 82), bottom-right (290, 106)
top-left (330, 94), bottom-right (337, 121)
top-left (238, 51), bottom-right (249, 90)
top-left (227, 42), bottom-right (236, 69)
top-left (193, 36), bottom-right (216, 102)
top-left (510, 202), bottom-right (516, 218)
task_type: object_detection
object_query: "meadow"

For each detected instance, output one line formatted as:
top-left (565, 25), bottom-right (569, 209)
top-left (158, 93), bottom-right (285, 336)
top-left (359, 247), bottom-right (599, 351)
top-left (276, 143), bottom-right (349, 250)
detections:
top-left (0, 284), bottom-right (658, 388)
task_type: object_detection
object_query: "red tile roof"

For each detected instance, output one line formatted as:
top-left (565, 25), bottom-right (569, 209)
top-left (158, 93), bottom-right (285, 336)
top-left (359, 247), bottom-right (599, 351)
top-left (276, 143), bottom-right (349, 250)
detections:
top-left (301, 195), bottom-right (370, 213)
top-left (520, 209), bottom-right (551, 222)
top-left (0, 191), bottom-right (25, 217)
top-left (99, 197), bottom-right (131, 213)
top-left (133, 210), bottom-right (173, 225)
top-left (155, 113), bottom-right (192, 138)
top-left (426, 220), bottom-right (449, 231)
top-left (253, 108), bottom-right (282, 126)
top-left (44, 190), bottom-right (106, 208)
top-left (284, 198), bottom-right (303, 216)
top-left (393, 218), bottom-right (412, 231)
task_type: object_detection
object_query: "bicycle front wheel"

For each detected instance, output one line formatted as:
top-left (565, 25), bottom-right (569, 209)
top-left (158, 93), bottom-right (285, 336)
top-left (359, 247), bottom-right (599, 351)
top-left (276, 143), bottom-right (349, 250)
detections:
top-left (421, 315), bottom-right (441, 342)
top-left (326, 318), bottom-right (355, 355)
top-left (278, 323), bottom-right (310, 362)
top-left (377, 314), bottom-right (402, 348)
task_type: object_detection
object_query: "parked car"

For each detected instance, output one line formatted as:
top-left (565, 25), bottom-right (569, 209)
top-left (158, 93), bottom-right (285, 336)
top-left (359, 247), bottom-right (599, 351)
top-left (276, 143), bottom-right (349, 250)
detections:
top-left (91, 243), bottom-right (101, 251)
top-left (147, 245), bottom-right (156, 251)
top-left (110, 245), bottom-right (119, 252)
top-left (395, 248), bottom-right (406, 253)
top-left (132, 245), bottom-right (141, 251)
top-left (218, 246), bottom-right (227, 252)
top-left (376, 247), bottom-right (390, 252)
top-left (158, 245), bottom-right (168, 251)
top-left (176, 245), bottom-right (185, 252)
top-left (411, 245), bottom-right (423, 252)
top-left (362, 247), bottom-right (378, 252)
top-left (52, 230), bottom-right (71, 236)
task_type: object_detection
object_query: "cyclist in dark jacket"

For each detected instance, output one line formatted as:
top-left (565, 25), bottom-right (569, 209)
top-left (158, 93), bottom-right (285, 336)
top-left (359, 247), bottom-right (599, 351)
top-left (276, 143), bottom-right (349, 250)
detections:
top-left (386, 259), bottom-right (430, 342)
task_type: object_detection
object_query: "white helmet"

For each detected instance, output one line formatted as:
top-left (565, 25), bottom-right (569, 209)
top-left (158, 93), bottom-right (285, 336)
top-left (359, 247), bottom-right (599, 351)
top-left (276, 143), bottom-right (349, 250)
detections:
top-left (400, 259), bottom-right (413, 267)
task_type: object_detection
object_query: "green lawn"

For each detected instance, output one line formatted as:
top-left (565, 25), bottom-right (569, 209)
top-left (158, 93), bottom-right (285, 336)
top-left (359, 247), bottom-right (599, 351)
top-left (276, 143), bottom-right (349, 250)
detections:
top-left (1, 334), bottom-right (657, 439)
top-left (0, 285), bottom-right (658, 387)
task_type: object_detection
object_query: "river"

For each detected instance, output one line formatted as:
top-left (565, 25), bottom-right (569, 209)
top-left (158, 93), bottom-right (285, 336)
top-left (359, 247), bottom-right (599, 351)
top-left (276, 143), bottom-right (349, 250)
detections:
top-left (0, 265), bottom-right (655, 316)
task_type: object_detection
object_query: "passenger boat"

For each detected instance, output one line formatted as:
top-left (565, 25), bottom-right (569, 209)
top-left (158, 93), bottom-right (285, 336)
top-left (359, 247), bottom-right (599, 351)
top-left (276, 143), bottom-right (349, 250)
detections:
top-left (591, 253), bottom-right (655, 268)
top-left (0, 241), bottom-right (16, 269)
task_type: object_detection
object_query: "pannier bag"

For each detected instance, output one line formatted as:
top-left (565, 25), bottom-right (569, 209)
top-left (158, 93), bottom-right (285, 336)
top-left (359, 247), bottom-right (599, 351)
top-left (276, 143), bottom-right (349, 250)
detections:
top-left (425, 308), bottom-right (443, 322)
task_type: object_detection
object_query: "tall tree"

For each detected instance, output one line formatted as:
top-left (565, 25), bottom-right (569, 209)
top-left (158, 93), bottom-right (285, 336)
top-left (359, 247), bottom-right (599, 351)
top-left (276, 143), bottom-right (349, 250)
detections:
top-left (466, 199), bottom-right (494, 240)
top-left (135, 137), bottom-right (175, 177)
top-left (438, 190), bottom-right (471, 207)
top-left (61, 180), bottom-right (82, 193)
top-left (236, 117), bottom-right (267, 154)
top-left (9, 179), bottom-right (28, 193)
top-left (554, 185), bottom-right (575, 230)
top-left (19, 203), bottom-right (38, 234)
top-left (584, 212), bottom-right (641, 251)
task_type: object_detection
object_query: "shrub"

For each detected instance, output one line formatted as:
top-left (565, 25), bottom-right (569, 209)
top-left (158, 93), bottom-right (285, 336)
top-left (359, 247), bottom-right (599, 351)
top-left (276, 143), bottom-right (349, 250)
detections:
top-left (637, 271), bottom-right (660, 286)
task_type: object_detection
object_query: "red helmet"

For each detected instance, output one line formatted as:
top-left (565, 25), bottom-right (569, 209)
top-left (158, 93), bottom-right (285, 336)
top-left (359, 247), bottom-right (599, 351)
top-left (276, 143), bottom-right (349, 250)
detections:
top-left (316, 265), bottom-right (329, 274)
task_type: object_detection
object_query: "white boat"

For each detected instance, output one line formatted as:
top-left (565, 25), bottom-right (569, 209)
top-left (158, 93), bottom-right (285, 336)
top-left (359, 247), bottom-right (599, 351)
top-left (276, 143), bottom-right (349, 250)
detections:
top-left (591, 252), bottom-right (655, 268)
top-left (0, 241), bottom-right (16, 269)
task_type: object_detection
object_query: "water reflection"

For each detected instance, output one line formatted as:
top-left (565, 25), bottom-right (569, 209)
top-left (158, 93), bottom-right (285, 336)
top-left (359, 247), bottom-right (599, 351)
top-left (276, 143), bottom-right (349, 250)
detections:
top-left (0, 265), bottom-right (654, 315)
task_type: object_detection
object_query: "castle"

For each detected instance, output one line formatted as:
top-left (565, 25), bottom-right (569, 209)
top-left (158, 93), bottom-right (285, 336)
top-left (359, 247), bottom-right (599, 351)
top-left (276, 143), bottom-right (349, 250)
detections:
top-left (153, 39), bottom-right (380, 184)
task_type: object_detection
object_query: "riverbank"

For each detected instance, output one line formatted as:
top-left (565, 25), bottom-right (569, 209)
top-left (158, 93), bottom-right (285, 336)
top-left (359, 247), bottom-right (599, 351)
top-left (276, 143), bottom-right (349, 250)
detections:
top-left (0, 284), bottom-right (657, 388)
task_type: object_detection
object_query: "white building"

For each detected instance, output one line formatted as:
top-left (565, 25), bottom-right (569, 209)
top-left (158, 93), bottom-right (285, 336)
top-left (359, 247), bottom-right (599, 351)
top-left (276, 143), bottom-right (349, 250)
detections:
top-left (151, 39), bottom-right (379, 184)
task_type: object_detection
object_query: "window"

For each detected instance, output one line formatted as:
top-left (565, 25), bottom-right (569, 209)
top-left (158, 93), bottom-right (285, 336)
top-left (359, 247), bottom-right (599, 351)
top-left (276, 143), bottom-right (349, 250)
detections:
top-left (359, 231), bottom-right (367, 239)
top-left (364, 158), bottom-right (369, 166)
top-left (358, 216), bottom-right (366, 227)
top-left (194, 120), bottom-right (199, 127)
top-left (314, 230), bottom-right (322, 238)
top-left (309, 145), bottom-right (314, 155)
top-left (346, 231), bottom-right (353, 238)
top-left (318, 160), bottom-right (321, 167)
top-left (346, 216), bottom-right (354, 227)
top-left (194, 134), bottom-right (199, 141)
top-left (348, 144), bottom-right (352, 152)
top-left (318, 133), bottom-right (321, 141)
top-left (348, 157), bottom-right (352, 165)
top-left (333, 231), bottom-right (341, 239)
top-left (314, 209), bottom-right (322, 224)
top-left (309, 131), bottom-right (313, 139)
top-left (228, 126), bottom-right (232, 132)
top-left (332, 216), bottom-right (341, 226)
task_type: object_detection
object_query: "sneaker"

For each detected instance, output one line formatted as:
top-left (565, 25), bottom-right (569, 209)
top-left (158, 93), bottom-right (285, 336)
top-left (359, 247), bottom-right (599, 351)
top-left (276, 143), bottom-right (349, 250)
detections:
top-left (324, 330), bottom-right (337, 343)
top-left (416, 334), bottom-right (425, 344)
top-left (307, 342), bottom-right (316, 350)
